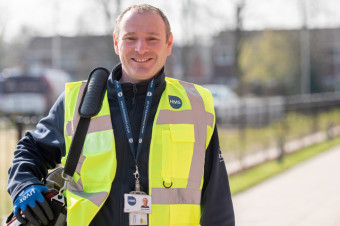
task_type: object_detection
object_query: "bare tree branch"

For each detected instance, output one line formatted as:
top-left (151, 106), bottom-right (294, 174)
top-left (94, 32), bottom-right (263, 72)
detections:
top-left (96, 0), bottom-right (121, 34)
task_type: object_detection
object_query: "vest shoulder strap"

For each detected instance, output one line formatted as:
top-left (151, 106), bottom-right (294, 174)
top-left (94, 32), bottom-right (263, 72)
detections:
top-left (64, 68), bottom-right (110, 177)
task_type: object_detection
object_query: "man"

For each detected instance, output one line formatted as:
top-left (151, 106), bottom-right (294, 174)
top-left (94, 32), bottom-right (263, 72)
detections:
top-left (141, 198), bottom-right (150, 209)
top-left (7, 4), bottom-right (235, 226)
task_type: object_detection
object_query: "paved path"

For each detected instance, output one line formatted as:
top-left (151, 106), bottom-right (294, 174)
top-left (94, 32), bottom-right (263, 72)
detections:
top-left (232, 145), bottom-right (340, 226)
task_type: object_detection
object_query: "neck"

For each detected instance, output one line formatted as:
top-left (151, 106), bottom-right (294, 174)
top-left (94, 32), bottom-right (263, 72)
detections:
top-left (119, 75), bottom-right (140, 83)
top-left (119, 70), bottom-right (157, 84)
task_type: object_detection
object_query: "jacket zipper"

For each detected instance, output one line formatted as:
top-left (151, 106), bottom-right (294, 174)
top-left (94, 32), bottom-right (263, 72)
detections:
top-left (132, 84), bottom-right (137, 104)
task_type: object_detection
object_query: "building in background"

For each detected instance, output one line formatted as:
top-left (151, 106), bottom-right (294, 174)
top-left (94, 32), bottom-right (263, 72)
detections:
top-left (23, 35), bottom-right (119, 80)
top-left (19, 27), bottom-right (340, 94)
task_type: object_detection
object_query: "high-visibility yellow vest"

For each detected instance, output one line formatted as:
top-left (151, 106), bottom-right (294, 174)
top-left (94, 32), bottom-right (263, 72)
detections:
top-left (62, 77), bottom-right (215, 226)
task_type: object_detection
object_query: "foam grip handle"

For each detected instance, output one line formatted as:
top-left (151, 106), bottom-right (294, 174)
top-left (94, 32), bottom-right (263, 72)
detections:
top-left (79, 67), bottom-right (110, 118)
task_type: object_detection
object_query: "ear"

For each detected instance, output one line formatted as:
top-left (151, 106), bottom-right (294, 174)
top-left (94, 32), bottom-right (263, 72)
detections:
top-left (113, 34), bottom-right (119, 55)
top-left (166, 33), bottom-right (174, 56)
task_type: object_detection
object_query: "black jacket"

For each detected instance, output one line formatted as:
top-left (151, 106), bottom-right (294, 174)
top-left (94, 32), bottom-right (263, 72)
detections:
top-left (7, 64), bottom-right (235, 226)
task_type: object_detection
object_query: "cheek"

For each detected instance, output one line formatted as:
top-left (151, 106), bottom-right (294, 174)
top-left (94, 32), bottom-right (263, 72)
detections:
top-left (120, 44), bottom-right (134, 56)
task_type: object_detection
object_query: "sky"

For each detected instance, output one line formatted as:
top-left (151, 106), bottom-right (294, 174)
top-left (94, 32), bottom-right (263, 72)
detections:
top-left (1, 0), bottom-right (340, 44)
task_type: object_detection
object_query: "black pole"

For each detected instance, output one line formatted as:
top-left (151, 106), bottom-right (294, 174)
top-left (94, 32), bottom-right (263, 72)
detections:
top-left (16, 116), bottom-right (24, 141)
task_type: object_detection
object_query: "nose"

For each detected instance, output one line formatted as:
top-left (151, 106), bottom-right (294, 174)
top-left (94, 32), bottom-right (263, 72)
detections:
top-left (135, 39), bottom-right (148, 55)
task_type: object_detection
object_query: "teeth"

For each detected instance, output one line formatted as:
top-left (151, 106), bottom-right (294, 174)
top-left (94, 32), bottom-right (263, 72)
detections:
top-left (135, 58), bottom-right (148, 62)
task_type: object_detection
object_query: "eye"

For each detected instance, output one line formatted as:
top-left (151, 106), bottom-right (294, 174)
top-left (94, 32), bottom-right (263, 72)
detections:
top-left (124, 36), bottom-right (136, 41)
top-left (147, 37), bottom-right (158, 42)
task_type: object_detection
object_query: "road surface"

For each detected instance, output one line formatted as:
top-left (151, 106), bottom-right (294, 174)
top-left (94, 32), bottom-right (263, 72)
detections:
top-left (232, 145), bottom-right (340, 226)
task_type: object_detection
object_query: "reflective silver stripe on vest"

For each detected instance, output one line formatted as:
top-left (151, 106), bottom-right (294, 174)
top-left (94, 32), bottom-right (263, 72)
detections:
top-left (65, 115), bottom-right (112, 136)
top-left (65, 82), bottom-right (86, 137)
top-left (152, 188), bottom-right (201, 205)
top-left (69, 185), bottom-right (108, 206)
top-left (65, 83), bottom-right (112, 137)
top-left (68, 177), bottom-right (108, 206)
top-left (75, 154), bottom-right (86, 175)
top-left (153, 81), bottom-right (214, 204)
top-left (87, 115), bottom-right (112, 133)
top-left (65, 81), bottom-right (112, 207)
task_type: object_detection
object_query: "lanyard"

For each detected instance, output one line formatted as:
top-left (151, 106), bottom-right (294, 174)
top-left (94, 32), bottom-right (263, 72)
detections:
top-left (114, 79), bottom-right (155, 167)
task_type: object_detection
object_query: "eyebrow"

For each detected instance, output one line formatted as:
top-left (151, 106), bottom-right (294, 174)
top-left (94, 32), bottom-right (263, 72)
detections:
top-left (147, 32), bottom-right (161, 36)
top-left (123, 32), bottom-right (161, 36)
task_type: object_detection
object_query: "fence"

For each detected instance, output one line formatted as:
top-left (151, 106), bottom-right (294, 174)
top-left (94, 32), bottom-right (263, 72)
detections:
top-left (216, 92), bottom-right (340, 127)
top-left (218, 92), bottom-right (340, 175)
top-left (1, 92), bottom-right (340, 218)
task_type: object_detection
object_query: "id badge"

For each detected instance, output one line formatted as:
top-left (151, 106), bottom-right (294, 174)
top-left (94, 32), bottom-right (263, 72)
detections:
top-left (124, 194), bottom-right (152, 214)
top-left (124, 193), bottom-right (151, 225)
top-left (129, 213), bottom-right (148, 225)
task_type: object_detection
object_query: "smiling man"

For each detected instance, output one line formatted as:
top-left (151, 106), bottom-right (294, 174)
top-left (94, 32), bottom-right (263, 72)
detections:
top-left (113, 8), bottom-right (173, 83)
top-left (8, 4), bottom-right (234, 226)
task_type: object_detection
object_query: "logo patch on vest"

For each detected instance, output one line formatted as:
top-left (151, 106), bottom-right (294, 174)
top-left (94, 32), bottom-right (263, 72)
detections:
top-left (127, 196), bottom-right (136, 206)
top-left (169, 96), bottom-right (182, 109)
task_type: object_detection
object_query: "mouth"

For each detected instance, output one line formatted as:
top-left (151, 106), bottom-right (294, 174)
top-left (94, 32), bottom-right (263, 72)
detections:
top-left (132, 58), bottom-right (152, 63)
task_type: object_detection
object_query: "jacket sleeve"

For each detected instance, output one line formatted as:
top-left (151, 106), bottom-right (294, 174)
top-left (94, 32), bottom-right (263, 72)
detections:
top-left (200, 125), bottom-right (235, 226)
top-left (7, 93), bottom-right (66, 201)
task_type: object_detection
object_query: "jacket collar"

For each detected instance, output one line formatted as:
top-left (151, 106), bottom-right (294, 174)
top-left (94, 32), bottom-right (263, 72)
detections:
top-left (107, 63), bottom-right (166, 100)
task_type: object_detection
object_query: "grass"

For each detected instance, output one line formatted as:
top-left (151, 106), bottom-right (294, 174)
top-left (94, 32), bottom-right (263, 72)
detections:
top-left (229, 135), bottom-right (340, 196)
top-left (219, 109), bottom-right (340, 159)
top-left (0, 129), bottom-right (16, 217)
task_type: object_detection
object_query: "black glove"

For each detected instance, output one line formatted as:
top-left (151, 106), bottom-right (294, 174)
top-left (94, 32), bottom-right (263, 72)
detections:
top-left (13, 185), bottom-right (54, 225)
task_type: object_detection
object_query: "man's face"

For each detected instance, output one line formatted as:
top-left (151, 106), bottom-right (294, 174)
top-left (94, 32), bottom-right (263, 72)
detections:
top-left (114, 11), bottom-right (173, 83)
top-left (143, 198), bottom-right (148, 206)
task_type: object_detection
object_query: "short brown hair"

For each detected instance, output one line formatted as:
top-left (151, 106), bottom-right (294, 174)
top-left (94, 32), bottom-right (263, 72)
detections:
top-left (114, 4), bottom-right (172, 41)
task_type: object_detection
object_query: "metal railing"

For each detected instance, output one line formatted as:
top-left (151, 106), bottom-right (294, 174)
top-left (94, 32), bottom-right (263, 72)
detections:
top-left (217, 92), bottom-right (340, 175)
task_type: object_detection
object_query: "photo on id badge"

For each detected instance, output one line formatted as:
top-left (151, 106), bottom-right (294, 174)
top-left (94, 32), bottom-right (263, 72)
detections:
top-left (124, 194), bottom-right (152, 214)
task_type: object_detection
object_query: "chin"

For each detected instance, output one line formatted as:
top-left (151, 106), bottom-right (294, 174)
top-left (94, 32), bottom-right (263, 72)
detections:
top-left (133, 71), bottom-right (156, 81)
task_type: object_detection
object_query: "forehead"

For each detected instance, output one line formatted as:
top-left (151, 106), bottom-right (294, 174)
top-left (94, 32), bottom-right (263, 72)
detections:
top-left (119, 11), bottom-right (166, 36)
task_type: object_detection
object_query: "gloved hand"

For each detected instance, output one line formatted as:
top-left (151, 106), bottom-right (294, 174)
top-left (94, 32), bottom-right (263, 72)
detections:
top-left (13, 185), bottom-right (54, 226)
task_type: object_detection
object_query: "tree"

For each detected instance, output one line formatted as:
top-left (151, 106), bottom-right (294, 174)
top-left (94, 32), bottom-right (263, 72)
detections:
top-left (234, 0), bottom-right (246, 96)
top-left (96, 0), bottom-right (121, 34)
top-left (0, 3), bottom-right (9, 70)
top-left (239, 30), bottom-right (299, 96)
